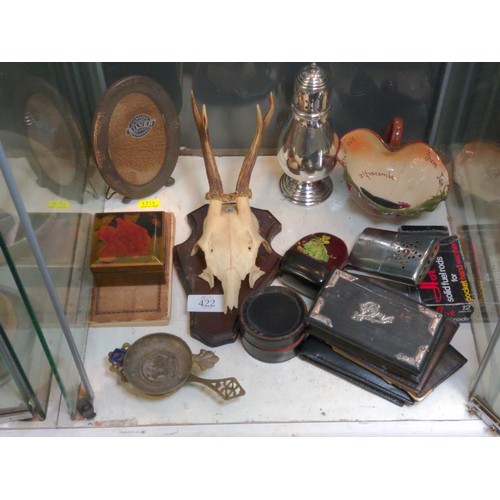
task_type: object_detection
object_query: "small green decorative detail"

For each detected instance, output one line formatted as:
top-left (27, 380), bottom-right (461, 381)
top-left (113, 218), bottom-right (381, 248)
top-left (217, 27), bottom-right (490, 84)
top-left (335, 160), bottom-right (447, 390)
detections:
top-left (298, 235), bottom-right (331, 262)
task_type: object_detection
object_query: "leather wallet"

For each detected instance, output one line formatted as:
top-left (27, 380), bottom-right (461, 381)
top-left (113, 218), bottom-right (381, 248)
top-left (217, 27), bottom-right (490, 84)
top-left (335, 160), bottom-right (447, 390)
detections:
top-left (298, 334), bottom-right (414, 407)
top-left (330, 317), bottom-right (466, 399)
top-left (333, 342), bottom-right (467, 400)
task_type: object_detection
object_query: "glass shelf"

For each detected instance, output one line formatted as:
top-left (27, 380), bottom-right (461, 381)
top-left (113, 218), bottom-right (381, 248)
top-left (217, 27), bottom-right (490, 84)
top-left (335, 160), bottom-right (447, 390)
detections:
top-left (0, 62), bottom-right (102, 421)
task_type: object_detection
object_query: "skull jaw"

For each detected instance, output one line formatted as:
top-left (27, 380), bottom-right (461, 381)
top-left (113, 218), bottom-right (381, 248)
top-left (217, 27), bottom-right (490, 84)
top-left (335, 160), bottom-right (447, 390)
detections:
top-left (198, 265), bottom-right (265, 313)
top-left (221, 267), bottom-right (242, 312)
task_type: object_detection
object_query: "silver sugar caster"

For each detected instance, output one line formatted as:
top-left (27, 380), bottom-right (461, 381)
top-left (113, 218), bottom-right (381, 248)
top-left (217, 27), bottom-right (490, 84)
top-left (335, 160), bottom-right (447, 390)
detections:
top-left (277, 63), bottom-right (339, 206)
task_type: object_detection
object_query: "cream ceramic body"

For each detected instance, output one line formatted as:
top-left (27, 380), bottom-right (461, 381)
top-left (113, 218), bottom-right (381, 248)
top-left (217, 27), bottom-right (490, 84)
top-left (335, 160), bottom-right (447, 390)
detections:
top-left (338, 124), bottom-right (450, 218)
top-left (453, 140), bottom-right (500, 204)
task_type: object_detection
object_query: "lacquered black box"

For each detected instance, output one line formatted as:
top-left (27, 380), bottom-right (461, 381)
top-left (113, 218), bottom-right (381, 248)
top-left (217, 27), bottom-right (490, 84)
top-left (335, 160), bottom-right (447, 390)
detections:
top-left (307, 269), bottom-right (446, 382)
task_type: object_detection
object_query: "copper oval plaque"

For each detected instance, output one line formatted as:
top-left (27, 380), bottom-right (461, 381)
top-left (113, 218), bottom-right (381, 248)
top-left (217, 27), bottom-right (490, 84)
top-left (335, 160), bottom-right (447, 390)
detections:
top-left (92, 75), bottom-right (180, 199)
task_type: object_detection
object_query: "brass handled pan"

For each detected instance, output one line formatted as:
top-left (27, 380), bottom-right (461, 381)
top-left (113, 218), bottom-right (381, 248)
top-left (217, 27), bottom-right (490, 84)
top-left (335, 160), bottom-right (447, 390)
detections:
top-left (108, 332), bottom-right (245, 400)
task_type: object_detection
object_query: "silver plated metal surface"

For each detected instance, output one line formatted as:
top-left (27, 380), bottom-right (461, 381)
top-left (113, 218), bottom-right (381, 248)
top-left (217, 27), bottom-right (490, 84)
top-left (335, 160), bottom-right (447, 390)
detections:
top-left (348, 227), bottom-right (441, 286)
top-left (277, 63), bottom-right (339, 206)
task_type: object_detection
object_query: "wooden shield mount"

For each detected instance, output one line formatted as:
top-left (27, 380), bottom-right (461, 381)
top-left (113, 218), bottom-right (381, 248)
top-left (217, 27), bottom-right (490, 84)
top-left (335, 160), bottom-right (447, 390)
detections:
top-left (173, 204), bottom-right (282, 347)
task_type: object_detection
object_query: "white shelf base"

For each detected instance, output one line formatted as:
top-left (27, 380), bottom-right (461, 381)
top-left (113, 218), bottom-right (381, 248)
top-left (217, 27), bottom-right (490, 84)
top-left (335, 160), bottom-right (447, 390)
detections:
top-left (1, 155), bottom-right (492, 436)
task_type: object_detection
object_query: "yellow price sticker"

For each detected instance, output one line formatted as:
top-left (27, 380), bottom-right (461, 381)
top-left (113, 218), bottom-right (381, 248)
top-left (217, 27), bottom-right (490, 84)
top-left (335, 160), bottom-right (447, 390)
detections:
top-left (138, 199), bottom-right (160, 209)
top-left (48, 200), bottom-right (70, 209)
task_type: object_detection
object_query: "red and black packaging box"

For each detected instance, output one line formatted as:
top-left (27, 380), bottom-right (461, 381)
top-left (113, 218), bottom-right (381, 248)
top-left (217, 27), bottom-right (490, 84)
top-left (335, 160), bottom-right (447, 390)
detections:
top-left (400, 226), bottom-right (475, 322)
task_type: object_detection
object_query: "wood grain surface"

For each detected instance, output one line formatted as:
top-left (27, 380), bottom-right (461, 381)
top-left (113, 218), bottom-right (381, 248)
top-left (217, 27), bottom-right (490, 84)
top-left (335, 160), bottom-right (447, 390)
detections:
top-left (89, 212), bottom-right (175, 326)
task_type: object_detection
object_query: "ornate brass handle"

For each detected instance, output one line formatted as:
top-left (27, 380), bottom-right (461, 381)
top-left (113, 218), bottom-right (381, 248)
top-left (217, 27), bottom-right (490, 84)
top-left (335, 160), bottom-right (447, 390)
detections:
top-left (188, 374), bottom-right (246, 400)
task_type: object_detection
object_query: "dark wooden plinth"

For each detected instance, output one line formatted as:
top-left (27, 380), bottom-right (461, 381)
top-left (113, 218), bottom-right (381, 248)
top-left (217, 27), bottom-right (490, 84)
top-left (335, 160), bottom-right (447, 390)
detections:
top-left (173, 204), bottom-right (282, 347)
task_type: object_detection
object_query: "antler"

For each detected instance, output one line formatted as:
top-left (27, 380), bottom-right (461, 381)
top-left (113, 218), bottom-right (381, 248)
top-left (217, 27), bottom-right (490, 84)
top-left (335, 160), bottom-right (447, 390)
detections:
top-left (191, 90), bottom-right (275, 202)
top-left (191, 91), bottom-right (225, 201)
top-left (235, 92), bottom-right (275, 198)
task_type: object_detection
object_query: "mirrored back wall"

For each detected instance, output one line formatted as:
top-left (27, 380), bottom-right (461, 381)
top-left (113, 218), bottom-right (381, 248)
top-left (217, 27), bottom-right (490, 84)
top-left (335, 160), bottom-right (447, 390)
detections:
top-left (5, 62), bottom-right (499, 158)
top-left (99, 62), bottom-right (446, 154)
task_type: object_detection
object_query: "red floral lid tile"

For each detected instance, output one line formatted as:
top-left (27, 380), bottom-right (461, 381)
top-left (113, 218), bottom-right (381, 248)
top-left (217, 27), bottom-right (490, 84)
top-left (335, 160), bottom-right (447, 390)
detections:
top-left (90, 211), bottom-right (165, 271)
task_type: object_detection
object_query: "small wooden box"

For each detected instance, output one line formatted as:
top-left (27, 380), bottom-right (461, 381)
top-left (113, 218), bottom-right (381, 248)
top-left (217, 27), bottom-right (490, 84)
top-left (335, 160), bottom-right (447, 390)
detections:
top-left (90, 211), bottom-right (167, 287)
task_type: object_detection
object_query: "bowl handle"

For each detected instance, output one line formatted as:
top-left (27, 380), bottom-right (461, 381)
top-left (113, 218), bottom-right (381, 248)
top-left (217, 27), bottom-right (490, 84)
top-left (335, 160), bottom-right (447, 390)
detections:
top-left (188, 374), bottom-right (246, 400)
top-left (384, 117), bottom-right (404, 150)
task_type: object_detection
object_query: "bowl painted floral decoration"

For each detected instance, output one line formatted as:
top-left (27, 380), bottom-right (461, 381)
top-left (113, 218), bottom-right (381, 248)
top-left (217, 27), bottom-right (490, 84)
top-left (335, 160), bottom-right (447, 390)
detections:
top-left (338, 118), bottom-right (450, 218)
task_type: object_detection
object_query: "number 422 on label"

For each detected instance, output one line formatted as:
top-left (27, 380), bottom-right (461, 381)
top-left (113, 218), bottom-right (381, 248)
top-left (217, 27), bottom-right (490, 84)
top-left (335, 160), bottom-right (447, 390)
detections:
top-left (187, 295), bottom-right (225, 313)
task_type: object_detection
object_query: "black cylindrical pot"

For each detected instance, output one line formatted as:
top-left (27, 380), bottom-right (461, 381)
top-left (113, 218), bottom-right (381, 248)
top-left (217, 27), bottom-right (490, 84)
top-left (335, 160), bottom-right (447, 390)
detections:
top-left (240, 333), bottom-right (305, 363)
top-left (238, 286), bottom-right (307, 363)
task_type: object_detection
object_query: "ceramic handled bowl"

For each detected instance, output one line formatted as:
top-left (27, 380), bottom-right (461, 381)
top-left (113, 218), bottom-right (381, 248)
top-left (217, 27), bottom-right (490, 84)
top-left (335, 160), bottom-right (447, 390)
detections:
top-left (338, 118), bottom-right (450, 218)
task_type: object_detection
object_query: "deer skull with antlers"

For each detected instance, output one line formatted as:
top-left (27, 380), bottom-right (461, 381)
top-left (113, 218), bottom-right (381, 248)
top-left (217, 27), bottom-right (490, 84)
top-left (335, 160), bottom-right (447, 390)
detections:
top-left (190, 91), bottom-right (275, 313)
